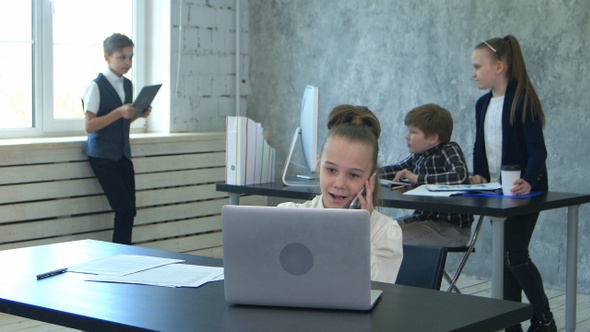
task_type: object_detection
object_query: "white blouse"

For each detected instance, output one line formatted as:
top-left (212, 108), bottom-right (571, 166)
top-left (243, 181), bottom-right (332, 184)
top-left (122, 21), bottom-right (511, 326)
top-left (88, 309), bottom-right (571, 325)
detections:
top-left (484, 96), bottom-right (504, 182)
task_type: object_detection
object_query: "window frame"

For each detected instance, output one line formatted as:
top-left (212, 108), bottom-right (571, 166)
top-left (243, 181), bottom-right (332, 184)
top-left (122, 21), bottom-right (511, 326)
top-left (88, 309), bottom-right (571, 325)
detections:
top-left (0, 0), bottom-right (146, 139)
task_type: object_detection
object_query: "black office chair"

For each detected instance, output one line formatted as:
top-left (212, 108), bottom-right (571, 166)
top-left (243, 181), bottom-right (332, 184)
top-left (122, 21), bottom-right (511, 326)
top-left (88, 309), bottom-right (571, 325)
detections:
top-left (396, 244), bottom-right (448, 290)
top-left (443, 215), bottom-right (485, 293)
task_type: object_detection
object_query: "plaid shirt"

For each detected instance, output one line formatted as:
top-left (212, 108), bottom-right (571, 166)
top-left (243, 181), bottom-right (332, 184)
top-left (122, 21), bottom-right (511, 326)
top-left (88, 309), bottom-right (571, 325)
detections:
top-left (380, 142), bottom-right (473, 227)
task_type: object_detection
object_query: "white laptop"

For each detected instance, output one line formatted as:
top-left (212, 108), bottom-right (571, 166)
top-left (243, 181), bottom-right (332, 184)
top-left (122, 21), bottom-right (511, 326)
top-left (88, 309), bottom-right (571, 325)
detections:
top-left (221, 205), bottom-right (382, 311)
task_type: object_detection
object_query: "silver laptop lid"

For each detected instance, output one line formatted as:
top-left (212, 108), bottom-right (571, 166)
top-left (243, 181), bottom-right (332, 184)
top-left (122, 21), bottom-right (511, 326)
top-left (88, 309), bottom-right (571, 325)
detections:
top-left (222, 205), bottom-right (377, 310)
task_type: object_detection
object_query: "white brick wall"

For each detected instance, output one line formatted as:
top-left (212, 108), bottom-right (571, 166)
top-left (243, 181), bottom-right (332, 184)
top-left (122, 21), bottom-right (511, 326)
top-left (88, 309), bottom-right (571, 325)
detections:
top-left (190, 5), bottom-right (216, 28)
top-left (170, 0), bottom-right (249, 132)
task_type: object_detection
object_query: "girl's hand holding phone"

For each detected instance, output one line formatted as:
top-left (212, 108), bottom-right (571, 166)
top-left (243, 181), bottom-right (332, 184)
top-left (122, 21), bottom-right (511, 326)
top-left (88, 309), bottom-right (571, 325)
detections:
top-left (349, 173), bottom-right (375, 214)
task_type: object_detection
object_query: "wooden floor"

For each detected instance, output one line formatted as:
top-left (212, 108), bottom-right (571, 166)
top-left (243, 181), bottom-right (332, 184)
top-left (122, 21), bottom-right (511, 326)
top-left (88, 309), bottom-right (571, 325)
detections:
top-left (1, 276), bottom-right (589, 331)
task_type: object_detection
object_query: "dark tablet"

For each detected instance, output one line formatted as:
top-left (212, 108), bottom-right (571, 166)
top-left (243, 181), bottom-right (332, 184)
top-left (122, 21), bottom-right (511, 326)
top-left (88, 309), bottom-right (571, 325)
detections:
top-left (133, 84), bottom-right (162, 116)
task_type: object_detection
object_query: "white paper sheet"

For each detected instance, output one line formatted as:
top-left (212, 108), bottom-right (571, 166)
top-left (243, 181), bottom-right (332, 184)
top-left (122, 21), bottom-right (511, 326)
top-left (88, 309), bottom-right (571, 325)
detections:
top-left (86, 264), bottom-right (224, 288)
top-left (425, 182), bottom-right (502, 192)
top-left (67, 254), bottom-right (184, 276)
top-left (403, 185), bottom-right (461, 197)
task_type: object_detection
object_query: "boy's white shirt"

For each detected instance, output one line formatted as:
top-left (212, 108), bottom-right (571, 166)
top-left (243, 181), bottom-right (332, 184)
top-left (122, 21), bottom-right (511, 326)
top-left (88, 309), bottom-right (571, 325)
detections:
top-left (278, 195), bottom-right (403, 284)
top-left (82, 69), bottom-right (129, 114)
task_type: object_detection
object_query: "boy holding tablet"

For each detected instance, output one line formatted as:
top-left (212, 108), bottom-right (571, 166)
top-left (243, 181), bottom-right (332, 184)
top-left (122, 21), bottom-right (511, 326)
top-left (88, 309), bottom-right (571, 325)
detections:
top-left (82, 33), bottom-right (151, 244)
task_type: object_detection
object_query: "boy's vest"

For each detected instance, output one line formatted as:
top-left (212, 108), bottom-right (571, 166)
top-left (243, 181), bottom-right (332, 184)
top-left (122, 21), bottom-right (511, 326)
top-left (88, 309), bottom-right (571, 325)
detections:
top-left (83, 73), bottom-right (133, 161)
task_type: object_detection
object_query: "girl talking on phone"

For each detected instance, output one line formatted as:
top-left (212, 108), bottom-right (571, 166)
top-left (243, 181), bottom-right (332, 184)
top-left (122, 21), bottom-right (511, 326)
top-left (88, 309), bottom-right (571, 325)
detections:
top-left (278, 104), bottom-right (403, 284)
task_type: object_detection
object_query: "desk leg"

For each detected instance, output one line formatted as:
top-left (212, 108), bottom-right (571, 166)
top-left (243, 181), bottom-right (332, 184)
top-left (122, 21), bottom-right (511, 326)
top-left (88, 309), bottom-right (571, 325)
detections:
top-left (491, 217), bottom-right (505, 299)
top-left (228, 193), bottom-right (240, 205)
top-left (566, 205), bottom-right (579, 332)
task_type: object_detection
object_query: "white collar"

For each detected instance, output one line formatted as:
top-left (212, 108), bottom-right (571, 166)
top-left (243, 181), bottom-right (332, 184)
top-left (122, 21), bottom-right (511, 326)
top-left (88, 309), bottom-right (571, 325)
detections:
top-left (102, 69), bottom-right (124, 86)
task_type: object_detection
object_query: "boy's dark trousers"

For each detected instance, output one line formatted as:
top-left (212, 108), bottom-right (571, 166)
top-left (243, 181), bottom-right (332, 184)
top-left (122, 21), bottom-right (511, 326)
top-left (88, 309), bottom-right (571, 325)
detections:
top-left (88, 156), bottom-right (137, 244)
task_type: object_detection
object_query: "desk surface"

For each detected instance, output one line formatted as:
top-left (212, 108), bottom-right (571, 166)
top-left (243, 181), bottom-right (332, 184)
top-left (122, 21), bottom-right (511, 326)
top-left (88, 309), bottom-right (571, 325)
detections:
top-left (0, 239), bottom-right (531, 332)
top-left (217, 182), bottom-right (590, 217)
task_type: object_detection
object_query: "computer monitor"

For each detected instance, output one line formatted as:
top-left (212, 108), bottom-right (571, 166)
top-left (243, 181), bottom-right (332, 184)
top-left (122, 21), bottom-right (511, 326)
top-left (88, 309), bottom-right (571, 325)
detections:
top-left (282, 85), bottom-right (319, 187)
top-left (299, 85), bottom-right (319, 172)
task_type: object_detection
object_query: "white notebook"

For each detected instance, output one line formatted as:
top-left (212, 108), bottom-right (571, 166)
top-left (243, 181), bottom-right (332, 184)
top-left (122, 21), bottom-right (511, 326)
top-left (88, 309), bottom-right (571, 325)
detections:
top-left (425, 182), bottom-right (502, 192)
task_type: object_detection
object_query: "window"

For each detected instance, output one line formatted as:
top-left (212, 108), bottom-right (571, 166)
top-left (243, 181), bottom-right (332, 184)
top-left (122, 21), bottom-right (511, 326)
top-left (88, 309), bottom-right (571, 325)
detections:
top-left (0, 1), bottom-right (33, 130)
top-left (0, 0), bottom-right (138, 138)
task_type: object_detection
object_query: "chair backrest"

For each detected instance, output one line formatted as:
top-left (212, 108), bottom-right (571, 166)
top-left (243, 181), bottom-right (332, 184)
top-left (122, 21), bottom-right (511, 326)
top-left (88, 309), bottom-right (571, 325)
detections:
top-left (395, 245), bottom-right (448, 290)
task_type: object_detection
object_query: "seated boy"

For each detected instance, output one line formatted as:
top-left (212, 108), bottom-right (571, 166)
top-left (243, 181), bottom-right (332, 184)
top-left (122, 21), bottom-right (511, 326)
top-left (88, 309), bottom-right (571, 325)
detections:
top-left (380, 103), bottom-right (473, 247)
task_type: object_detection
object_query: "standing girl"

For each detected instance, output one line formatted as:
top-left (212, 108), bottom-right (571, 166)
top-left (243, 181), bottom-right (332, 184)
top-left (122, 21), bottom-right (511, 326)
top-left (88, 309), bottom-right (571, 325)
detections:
top-left (279, 104), bottom-right (403, 284)
top-left (470, 35), bottom-right (555, 332)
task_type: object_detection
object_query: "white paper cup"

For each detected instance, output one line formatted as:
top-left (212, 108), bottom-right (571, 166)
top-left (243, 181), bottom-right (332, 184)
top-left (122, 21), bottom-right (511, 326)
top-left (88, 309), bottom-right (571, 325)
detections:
top-left (501, 165), bottom-right (521, 196)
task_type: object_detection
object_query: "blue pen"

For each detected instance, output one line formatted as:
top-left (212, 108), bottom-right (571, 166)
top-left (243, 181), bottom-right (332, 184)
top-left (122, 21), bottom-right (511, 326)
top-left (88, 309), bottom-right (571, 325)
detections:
top-left (36, 268), bottom-right (68, 280)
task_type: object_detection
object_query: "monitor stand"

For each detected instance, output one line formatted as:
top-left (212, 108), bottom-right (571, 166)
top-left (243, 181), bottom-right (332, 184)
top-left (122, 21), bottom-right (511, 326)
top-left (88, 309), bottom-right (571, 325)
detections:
top-left (282, 127), bottom-right (319, 187)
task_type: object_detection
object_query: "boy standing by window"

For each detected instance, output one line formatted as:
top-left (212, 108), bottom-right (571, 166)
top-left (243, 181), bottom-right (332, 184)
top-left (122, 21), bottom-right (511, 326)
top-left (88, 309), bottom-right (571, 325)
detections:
top-left (82, 33), bottom-right (151, 244)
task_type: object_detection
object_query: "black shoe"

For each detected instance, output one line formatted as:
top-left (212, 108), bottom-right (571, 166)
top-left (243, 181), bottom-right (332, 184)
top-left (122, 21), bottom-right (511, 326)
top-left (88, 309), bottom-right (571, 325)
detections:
top-left (527, 316), bottom-right (556, 332)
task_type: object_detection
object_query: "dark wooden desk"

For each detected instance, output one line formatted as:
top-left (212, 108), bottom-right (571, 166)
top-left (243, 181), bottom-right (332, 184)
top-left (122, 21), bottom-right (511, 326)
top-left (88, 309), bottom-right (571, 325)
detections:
top-left (217, 181), bottom-right (590, 332)
top-left (0, 239), bottom-right (530, 331)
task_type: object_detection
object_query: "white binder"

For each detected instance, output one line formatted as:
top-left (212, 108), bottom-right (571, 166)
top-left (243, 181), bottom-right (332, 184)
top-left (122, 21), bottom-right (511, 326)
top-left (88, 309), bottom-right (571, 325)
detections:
top-left (225, 116), bottom-right (275, 185)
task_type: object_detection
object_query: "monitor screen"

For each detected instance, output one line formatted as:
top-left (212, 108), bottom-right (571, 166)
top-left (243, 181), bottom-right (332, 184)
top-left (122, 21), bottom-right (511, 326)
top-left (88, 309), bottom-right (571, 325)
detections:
top-left (299, 85), bottom-right (319, 173)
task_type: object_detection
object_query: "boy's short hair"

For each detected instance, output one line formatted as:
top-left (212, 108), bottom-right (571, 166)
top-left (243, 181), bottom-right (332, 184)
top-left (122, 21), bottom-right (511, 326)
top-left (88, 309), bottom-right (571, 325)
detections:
top-left (103, 33), bottom-right (134, 55)
top-left (404, 103), bottom-right (453, 144)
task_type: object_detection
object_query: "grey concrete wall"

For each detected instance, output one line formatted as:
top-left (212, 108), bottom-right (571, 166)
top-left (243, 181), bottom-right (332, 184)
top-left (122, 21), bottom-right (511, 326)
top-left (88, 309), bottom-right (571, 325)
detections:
top-left (246, 0), bottom-right (590, 292)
